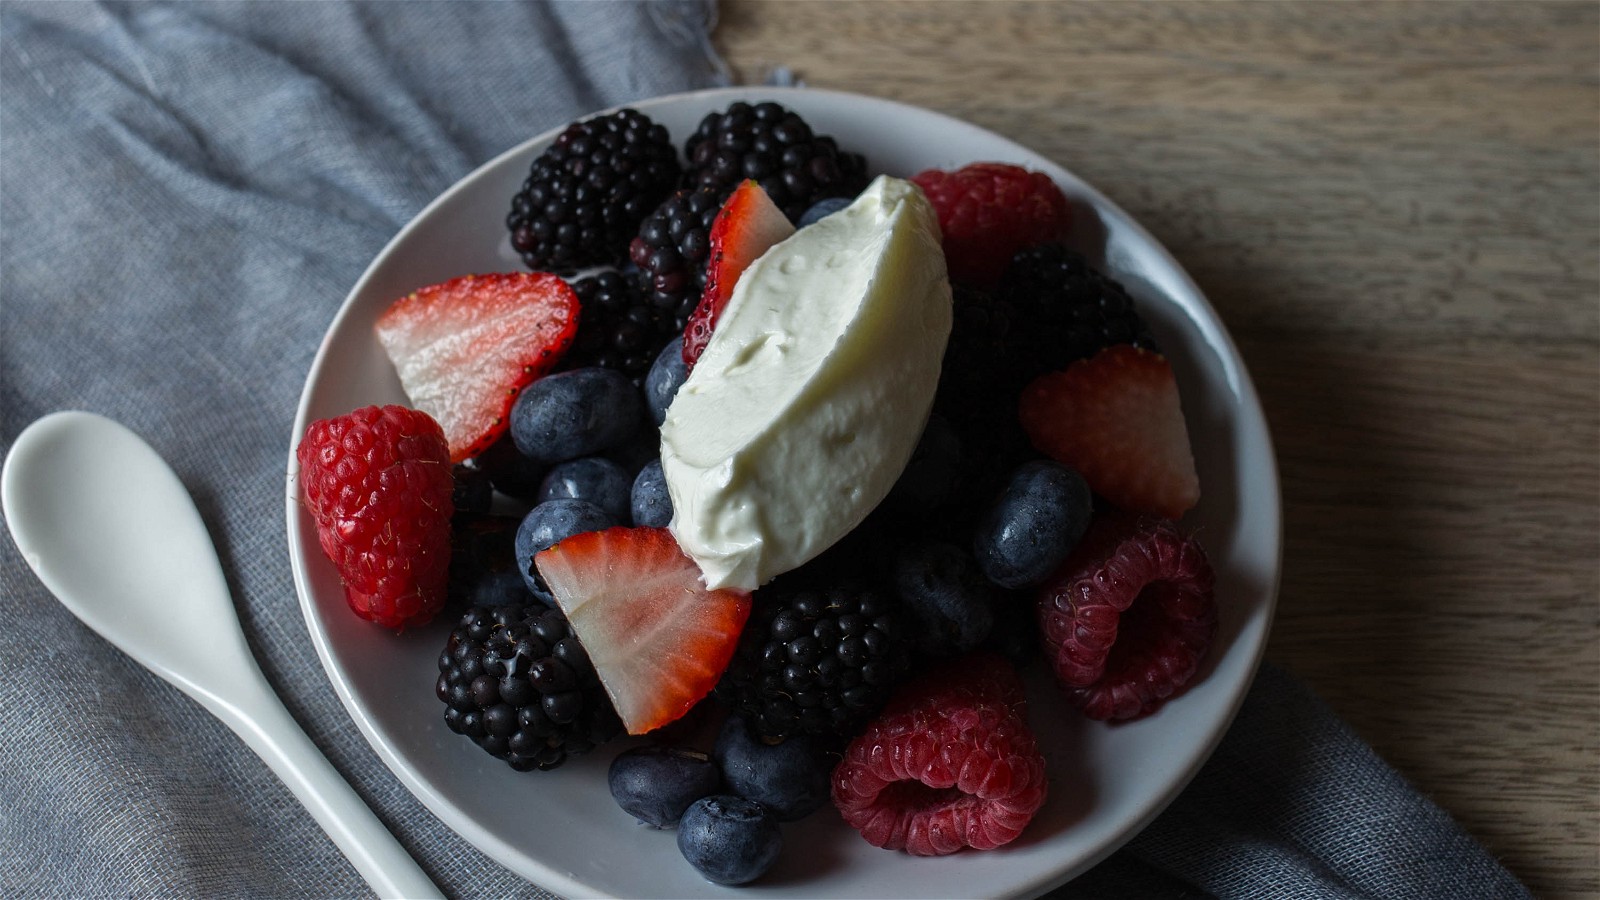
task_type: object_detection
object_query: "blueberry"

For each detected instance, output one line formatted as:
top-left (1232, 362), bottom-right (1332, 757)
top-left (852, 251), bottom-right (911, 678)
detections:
top-left (608, 746), bottom-right (723, 828)
top-left (450, 463), bottom-right (494, 517)
top-left (470, 434), bottom-right (546, 501)
top-left (464, 569), bottom-right (534, 606)
top-left (644, 336), bottom-right (689, 426)
top-left (631, 459), bottom-right (673, 528)
top-left (887, 413), bottom-right (963, 512)
top-left (449, 516), bottom-right (537, 607)
top-left (677, 795), bottom-right (782, 886)
top-left (514, 499), bottom-right (615, 603)
top-left (538, 457), bottom-right (633, 523)
top-left (713, 715), bottom-right (830, 822)
top-left (509, 368), bottom-right (646, 464)
top-left (890, 540), bottom-right (995, 657)
top-left (797, 196), bottom-right (852, 228)
top-left (972, 460), bottom-right (1093, 589)
top-left (604, 431), bottom-right (659, 476)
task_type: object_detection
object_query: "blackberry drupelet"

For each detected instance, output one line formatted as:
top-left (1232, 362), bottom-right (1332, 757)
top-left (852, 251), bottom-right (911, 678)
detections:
top-left (564, 270), bottom-right (679, 382)
top-left (627, 184), bottom-right (725, 326)
top-left (996, 242), bottom-right (1159, 382)
top-left (683, 100), bottom-right (870, 222)
top-left (507, 109), bottom-right (681, 272)
top-left (436, 603), bottom-right (622, 770)
top-left (718, 583), bottom-right (912, 744)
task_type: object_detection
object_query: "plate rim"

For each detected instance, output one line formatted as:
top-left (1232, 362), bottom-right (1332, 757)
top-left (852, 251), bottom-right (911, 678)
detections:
top-left (285, 84), bottom-right (1281, 899)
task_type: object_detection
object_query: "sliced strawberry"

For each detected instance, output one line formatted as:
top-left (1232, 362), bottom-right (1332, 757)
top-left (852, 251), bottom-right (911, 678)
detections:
top-left (535, 527), bottom-right (752, 735)
top-left (681, 179), bottom-right (795, 370)
top-left (1017, 344), bottom-right (1200, 520)
top-left (374, 272), bottom-right (578, 463)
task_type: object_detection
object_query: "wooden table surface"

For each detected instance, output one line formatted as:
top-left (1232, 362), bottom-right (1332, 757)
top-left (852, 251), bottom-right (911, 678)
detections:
top-left (714, 3), bottom-right (1598, 896)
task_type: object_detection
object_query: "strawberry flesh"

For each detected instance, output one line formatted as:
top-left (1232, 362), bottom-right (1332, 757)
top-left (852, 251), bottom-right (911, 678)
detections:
top-left (1018, 344), bottom-right (1200, 520)
top-left (374, 272), bottom-right (578, 463)
top-left (535, 526), bottom-right (751, 735)
top-left (681, 180), bottom-right (795, 370)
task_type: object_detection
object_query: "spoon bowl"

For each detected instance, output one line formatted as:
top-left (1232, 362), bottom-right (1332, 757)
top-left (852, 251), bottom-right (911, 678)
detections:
top-left (2, 410), bottom-right (442, 900)
top-left (4, 410), bottom-right (249, 694)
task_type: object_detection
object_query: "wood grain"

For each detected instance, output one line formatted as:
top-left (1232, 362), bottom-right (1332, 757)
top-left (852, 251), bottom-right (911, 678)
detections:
top-left (714, 3), bottom-right (1599, 896)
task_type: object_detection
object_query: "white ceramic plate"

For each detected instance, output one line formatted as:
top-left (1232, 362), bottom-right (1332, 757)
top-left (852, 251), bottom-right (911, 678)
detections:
top-left (287, 86), bottom-right (1280, 899)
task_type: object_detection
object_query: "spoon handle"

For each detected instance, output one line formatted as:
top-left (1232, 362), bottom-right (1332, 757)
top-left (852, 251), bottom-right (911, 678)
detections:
top-left (196, 673), bottom-right (445, 900)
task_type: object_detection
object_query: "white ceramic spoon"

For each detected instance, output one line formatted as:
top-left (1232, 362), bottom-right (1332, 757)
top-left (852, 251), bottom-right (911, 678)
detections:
top-left (1, 410), bottom-right (444, 900)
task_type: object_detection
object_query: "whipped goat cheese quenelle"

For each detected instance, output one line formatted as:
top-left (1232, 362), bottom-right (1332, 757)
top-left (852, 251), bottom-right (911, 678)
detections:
top-left (659, 175), bottom-right (953, 592)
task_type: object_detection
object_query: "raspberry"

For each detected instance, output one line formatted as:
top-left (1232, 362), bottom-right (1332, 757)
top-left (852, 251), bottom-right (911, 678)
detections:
top-left (910, 162), bottom-right (1070, 289)
top-left (296, 405), bottom-right (454, 629)
top-left (831, 655), bottom-right (1048, 856)
top-left (1035, 515), bottom-right (1217, 721)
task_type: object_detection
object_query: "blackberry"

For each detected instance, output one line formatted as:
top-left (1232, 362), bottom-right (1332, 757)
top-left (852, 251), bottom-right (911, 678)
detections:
top-left (627, 184), bottom-right (724, 324)
top-left (718, 583), bottom-right (912, 744)
top-left (936, 285), bottom-right (1024, 415)
top-left (884, 412), bottom-right (963, 515)
top-left (683, 100), bottom-right (870, 222)
top-left (507, 109), bottom-right (681, 272)
top-left (931, 285), bottom-right (1037, 519)
top-left (996, 242), bottom-right (1159, 381)
top-left (564, 271), bottom-right (679, 382)
top-left (435, 603), bottom-right (621, 770)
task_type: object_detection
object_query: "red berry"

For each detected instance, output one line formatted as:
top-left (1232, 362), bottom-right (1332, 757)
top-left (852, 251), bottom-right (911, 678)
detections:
top-left (374, 272), bottom-right (579, 462)
top-left (1036, 515), bottom-right (1217, 721)
top-left (681, 180), bottom-right (795, 371)
top-left (831, 655), bottom-right (1048, 856)
top-left (296, 405), bottom-right (454, 629)
top-left (1018, 344), bottom-right (1200, 520)
top-left (535, 526), bottom-right (752, 735)
top-left (910, 162), bottom-right (1070, 288)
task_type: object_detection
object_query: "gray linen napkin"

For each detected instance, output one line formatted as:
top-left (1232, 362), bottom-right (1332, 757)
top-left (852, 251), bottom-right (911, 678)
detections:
top-left (0, 3), bottom-right (1529, 898)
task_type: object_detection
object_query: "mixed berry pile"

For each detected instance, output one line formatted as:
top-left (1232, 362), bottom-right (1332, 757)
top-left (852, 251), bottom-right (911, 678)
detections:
top-left (295, 100), bottom-right (1219, 886)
